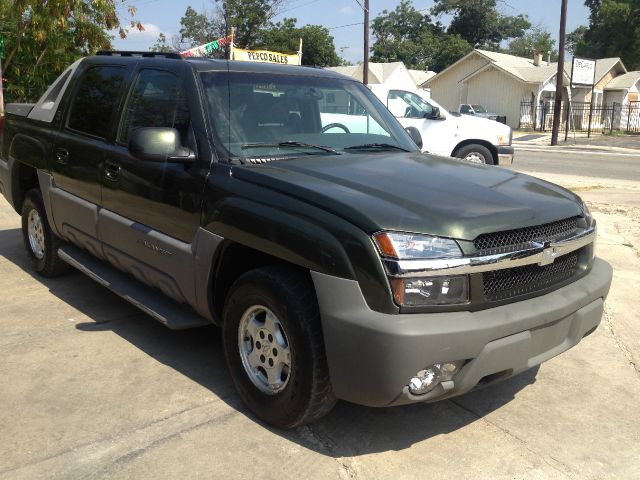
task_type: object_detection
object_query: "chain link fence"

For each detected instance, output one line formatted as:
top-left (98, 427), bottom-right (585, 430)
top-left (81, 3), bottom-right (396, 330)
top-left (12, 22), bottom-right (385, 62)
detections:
top-left (519, 101), bottom-right (640, 134)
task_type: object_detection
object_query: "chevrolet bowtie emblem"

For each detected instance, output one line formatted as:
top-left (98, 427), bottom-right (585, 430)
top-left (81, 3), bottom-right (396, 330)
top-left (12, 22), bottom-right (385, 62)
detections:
top-left (539, 245), bottom-right (558, 266)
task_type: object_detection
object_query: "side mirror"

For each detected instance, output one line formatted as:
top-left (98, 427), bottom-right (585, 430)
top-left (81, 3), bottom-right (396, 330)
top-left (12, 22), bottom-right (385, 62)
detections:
top-left (404, 126), bottom-right (423, 150)
top-left (427, 106), bottom-right (441, 119)
top-left (129, 127), bottom-right (196, 163)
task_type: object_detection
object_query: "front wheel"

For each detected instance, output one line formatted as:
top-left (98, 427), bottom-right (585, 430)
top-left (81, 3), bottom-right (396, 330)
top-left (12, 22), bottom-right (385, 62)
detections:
top-left (222, 266), bottom-right (336, 429)
top-left (21, 189), bottom-right (69, 277)
top-left (454, 144), bottom-right (494, 164)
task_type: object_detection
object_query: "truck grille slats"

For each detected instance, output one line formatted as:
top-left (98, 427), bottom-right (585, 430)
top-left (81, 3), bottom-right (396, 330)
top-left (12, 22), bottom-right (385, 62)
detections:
top-left (483, 250), bottom-right (580, 302)
top-left (474, 217), bottom-right (579, 252)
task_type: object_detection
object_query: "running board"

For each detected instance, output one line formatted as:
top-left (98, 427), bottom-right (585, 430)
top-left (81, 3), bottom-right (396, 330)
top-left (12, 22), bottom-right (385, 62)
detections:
top-left (58, 245), bottom-right (210, 330)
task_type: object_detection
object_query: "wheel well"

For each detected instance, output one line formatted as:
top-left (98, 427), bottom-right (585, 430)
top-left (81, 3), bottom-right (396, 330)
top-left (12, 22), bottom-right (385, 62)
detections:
top-left (12, 163), bottom-right (39, 213)
top-left (452, 140), bottom-right (498, 165)
top-left (210, 242), bottom-right (307, 323)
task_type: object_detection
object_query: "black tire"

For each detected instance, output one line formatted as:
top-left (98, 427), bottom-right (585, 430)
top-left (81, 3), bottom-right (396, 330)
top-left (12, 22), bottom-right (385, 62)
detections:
top-left (21, 189), bottom-right (70, 277)
top-left (222, 265), bottom-right (336, 429)
top-left (454, 144), bottom-right (494, 164)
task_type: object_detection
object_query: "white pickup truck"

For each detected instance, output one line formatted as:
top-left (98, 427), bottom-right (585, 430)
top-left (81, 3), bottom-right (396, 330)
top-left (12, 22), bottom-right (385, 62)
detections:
top-left (367, 85), bottom-right (513, 165)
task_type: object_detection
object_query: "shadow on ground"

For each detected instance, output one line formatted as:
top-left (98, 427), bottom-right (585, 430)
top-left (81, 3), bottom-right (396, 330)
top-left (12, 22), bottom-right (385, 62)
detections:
top-left (0, 227), bottom-right (538, 457)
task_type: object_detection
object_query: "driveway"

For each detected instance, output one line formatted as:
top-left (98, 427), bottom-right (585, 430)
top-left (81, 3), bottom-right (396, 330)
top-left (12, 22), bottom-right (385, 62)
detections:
top-left (1, 168), bottom-right (639, 479)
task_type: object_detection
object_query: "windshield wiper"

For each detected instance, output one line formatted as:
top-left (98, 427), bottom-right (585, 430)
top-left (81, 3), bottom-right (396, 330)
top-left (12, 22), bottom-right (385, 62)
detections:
top-left (241, 141), bottom-right (341, 155)
top-left (343, 143), bottom-right (411, 152)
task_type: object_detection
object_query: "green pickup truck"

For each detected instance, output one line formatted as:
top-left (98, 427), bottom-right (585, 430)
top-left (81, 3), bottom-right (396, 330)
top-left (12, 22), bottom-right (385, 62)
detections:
top-left (0, 52), bottom-right (612, 429)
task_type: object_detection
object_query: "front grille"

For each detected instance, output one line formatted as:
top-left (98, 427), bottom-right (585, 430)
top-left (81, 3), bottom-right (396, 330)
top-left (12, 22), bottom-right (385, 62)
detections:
top-left (474, 217), bottom-right (579, 252)
top-left (483, 250), bottom-right (581, 302)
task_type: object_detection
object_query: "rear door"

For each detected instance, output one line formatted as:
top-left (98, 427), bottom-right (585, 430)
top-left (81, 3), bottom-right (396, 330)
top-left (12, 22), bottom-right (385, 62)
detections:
top-left (50, 62), bottom-right (128, 257)
top-left (99, 62), bottom-right (210, 305)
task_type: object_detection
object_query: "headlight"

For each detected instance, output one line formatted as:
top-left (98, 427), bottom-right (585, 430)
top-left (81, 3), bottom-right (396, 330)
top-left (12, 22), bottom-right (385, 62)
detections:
top-left (390, 275), bottom-right (469, 306)
top-left (374, 231), bottom-right (469, 306)
top-left (373, 231), bottom-right (462, 259)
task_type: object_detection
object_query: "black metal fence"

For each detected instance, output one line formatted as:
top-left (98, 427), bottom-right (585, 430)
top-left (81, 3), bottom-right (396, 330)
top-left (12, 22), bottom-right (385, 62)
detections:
top-left (519, 101), bottom-right (640, 134)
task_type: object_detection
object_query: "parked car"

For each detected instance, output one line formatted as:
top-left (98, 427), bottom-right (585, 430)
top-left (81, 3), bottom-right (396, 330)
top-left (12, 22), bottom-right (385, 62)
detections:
top-left (366, 85), bottom-right (513, 165)
top-left (458, 104), bottom-right (507, 124)
top-left (0, 52), bottom-right (612, 429)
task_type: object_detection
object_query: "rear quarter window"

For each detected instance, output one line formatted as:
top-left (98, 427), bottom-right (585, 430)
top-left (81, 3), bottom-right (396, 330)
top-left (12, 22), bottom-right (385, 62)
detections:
top-left (67, 65), bottom-right (125, 138)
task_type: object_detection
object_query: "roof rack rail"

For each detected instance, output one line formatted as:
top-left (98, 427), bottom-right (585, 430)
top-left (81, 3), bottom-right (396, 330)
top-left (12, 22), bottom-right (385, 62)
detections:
top-left (96, 51), bottom-right (183, 60)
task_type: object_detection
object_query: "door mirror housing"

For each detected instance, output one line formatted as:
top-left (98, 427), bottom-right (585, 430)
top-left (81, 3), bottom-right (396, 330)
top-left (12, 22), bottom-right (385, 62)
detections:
top-left (404, 126), bottom-right (423, 150)
top-left (427, 106), bottom-right (443, 120)
top-left (129, 127), bottom-right (196, 163)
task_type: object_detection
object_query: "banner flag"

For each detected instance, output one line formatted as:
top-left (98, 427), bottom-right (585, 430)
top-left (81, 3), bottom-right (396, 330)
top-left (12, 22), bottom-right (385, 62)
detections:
top-left (180, 35), bottom-right (232, 57)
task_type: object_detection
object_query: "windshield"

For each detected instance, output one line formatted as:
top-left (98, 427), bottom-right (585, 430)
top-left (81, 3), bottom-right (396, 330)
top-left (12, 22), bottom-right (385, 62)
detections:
top-left (199, 71), bottom-right (418, 160)
top-left (472, 104), bottom-right (487, 113)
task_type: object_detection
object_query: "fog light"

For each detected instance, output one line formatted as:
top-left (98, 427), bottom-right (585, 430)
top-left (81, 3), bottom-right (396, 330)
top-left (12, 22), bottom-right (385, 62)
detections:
top-left (408, 361), bottom-right (464, 395)
top-left (408, 365), bottom-right (441, 395)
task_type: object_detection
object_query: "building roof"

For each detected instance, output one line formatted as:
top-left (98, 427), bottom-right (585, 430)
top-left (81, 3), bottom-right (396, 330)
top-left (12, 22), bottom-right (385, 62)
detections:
top-left (604, 71), bottom-right (640, 90)
top-left (424, 49), bottom-right (626, 88)
top-left (325, 62), bottom-right (407, 84)
top-left (408, 69), bottom-right (436, 86)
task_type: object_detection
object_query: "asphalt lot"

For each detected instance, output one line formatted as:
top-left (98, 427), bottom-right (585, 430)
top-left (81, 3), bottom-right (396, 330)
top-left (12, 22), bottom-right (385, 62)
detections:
top-left (1, 152), bottom-right (639, 479)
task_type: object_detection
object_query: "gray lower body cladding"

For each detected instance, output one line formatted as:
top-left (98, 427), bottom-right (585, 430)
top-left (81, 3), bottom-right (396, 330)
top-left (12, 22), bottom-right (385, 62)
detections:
top-left (311, 258), bottom-right (612, 407)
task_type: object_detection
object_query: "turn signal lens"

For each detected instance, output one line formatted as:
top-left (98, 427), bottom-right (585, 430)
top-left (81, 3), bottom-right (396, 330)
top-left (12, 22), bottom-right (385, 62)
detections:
top-left (373, 231), bottom-right (462, 259)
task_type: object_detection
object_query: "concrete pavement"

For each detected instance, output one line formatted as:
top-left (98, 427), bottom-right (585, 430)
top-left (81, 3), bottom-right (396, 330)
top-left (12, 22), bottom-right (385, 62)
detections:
top-left (1, 166), bottom-right (639, 479)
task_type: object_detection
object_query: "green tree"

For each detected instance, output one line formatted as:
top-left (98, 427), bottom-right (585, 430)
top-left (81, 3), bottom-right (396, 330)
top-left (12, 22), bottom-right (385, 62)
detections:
top-left (217, 0), bottom-right (285, 48)
top-left (566, 25), bottom-right (587, 55)
top-left (255, 18), bottom-right (342, 66)
top-left (177, 5), bottom-right (224, 49)
top-left (431, 0), bottom-right (531, 49)
top-left (0, 0), bottom-right (140, 103)
top-left (150, 33), bottom-right (174, 53)
top-left (507, 27), bottom-right (558, 61)
top-left (570, 0), bottom-right (640, 69)
top-left (371, 0), bottom-right (471, 71)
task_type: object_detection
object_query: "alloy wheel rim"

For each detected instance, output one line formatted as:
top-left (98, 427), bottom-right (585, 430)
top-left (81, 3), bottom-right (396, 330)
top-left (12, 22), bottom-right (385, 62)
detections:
top-left (27, 209), bottom-right (45, 260)
top-left (238, 305), bottom-right (292, 395)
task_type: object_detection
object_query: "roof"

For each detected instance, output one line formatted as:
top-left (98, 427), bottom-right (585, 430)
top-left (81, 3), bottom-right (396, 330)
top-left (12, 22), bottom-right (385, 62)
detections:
top-left (325, 62), bottom-right (407, 84)
top-left (408, 69), bottom-right (436, 86)
top-left (604, 71), bottom-right (640, 90)
top-left (425, 49), bottom-right (626, 87)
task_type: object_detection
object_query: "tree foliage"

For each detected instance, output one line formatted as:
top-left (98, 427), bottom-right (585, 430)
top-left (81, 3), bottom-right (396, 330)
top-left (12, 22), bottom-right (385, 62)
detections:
top-left (217, 0), bottom-right (285, 48)
top-left (0, 0), bottom-right (140, 103)
top-left (507, 28), bottom-right (558, 61)
top-left (570, 0), bottom-right (640, 70)
top-left (370, 0), bottom-right (471, 71)
top-left (176, 5), bottom-right (224, 50)
top-left (255, 18), bottom-right (342, 67)
top-left (431, 0), bottom-right (530, 49)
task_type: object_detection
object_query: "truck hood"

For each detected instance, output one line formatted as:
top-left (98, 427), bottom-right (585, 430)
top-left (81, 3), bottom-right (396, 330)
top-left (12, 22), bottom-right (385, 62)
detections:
top-left (231, 152), bottom-right (583, 241)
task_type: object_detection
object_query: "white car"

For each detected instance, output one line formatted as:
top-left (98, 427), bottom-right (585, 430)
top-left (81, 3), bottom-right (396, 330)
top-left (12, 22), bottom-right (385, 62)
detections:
top-left (368, 85), bottom-right (513, 165)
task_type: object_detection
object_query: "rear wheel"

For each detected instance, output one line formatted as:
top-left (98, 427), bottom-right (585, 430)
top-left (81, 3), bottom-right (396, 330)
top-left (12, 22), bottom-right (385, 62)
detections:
top-left (454, 144), bottom-right (494, 164)
top-left (21, 189), bottom-right (69, 277)
top-left (222, 265), bottom-right (336, 428)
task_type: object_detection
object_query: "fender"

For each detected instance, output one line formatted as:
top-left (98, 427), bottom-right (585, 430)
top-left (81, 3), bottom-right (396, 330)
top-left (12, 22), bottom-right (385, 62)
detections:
top-left (202, 187), bottom-right (398, 315)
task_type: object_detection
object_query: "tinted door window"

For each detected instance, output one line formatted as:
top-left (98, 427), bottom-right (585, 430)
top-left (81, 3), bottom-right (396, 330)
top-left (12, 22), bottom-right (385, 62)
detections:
top-left (67, 66), bottom-right (125, 138)
top-left (118, 69), bottom-right (190, 147)
top-left (388, 90), bottom-right (433, 119)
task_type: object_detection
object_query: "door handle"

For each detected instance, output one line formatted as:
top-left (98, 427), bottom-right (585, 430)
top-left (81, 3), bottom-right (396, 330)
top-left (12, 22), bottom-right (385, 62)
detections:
top-left (55, 148), bottom-right (69, 165)
top-left (104, 162), bottom-right (121, 182)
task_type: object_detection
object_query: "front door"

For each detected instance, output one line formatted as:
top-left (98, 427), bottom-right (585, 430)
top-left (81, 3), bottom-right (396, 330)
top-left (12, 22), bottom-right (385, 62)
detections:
top-left (100, 64), bottom-right (210, 305)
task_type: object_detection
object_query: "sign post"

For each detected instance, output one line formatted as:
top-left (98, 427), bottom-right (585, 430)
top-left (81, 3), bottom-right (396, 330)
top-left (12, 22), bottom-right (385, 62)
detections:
top-left (0, 35), bottom-right (4, 116)
top-left (570, 57), bottom-right (597, 138)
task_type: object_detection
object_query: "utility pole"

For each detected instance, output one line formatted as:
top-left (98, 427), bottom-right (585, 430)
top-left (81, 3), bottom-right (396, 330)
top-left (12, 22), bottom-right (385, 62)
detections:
top-left (551, 0), bottom-right (568, 145)
top-left (363, 0), bottom-right (369, 85)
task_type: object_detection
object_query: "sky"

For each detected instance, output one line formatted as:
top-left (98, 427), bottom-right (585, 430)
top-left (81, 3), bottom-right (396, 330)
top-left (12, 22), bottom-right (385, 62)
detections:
top-left (113, 0), bottom-right (591, 66)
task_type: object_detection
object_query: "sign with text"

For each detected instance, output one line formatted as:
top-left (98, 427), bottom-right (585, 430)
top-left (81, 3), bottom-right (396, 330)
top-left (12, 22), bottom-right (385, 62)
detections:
top-left (571, 57), bottom-right (596, 87)
top-left (233, 48), bottom-right (301, 66)
top-left (180, 36), bottom-right (232, 57)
